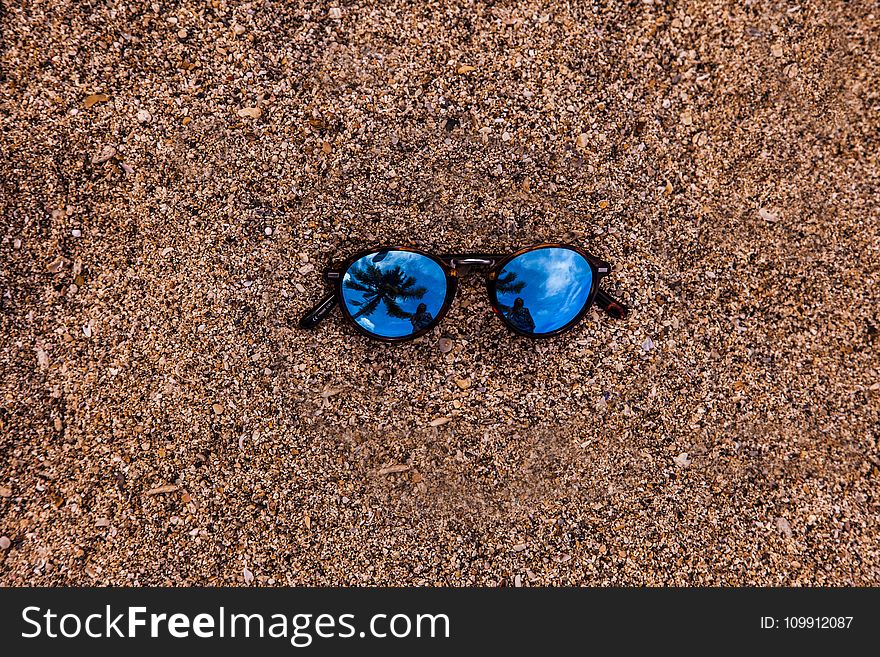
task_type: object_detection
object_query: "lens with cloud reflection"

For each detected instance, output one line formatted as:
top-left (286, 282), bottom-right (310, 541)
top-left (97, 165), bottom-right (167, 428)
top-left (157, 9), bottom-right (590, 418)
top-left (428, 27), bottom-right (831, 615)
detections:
top-left (494, 247), bottom-right (593, 335)
top-left (341, 250), bottom-right (447, 338)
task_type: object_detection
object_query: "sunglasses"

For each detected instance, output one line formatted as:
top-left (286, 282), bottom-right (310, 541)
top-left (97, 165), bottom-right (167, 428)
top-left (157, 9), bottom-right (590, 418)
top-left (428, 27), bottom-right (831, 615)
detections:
top-left (299, 243), bottom-right (628, 341)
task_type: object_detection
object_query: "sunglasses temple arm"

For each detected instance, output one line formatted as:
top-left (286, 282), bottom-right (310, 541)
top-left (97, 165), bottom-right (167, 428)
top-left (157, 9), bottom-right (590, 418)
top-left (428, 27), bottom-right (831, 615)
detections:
top-left (299, 292), bottom-right (338, 329)
top-left (595, 288), bottom-right (629, 320)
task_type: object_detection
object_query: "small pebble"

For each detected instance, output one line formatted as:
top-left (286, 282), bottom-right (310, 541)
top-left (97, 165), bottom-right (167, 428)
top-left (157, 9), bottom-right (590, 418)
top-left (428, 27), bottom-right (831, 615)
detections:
top-left (237, 106), bottom-right (262, 119)
top-left (0, 536), bottom-right (10, 550)
top-left (438, 337), bottom-right (453, 353)
top-left (759, 207), bottom-right (779, 222)
top-left (83, 93), bottom-right (109, 108)
top-left (673, 453), bottom-right (691, 468)
top-left (71, 229), bottom-right (81, 237)
top-left (91, 145), bottom-right (116, 164)
top-left (776, 517), bottom-right (793, 539)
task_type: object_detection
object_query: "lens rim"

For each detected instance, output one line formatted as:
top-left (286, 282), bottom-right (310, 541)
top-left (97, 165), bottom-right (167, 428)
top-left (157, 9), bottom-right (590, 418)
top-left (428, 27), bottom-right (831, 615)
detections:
top-left (335, 246), bottom-right (457, 342)
top-left (486, 243), bottom-right (608, 338)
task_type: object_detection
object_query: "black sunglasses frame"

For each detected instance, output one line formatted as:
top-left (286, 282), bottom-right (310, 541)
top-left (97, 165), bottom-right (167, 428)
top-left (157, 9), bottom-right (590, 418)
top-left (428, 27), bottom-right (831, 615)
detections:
top-left (299, 243), bottom-right (628, 342)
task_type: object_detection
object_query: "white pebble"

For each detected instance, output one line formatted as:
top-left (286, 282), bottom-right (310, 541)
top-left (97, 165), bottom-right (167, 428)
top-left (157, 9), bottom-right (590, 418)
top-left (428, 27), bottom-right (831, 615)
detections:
top-left (264, 227), bottom-right (273, 236)
top-left (71, 229), bottom-right (82, 237)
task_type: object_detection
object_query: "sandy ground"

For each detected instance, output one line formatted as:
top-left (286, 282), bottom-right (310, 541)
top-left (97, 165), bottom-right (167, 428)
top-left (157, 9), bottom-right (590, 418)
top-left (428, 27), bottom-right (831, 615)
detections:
top-left (1, 0), bottom-right (878, 586)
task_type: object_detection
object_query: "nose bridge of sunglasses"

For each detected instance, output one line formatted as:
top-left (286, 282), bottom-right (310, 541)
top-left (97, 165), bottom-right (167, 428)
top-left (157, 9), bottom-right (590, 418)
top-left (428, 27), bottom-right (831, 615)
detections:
top-left (446, 256), bottom-right (499, 277)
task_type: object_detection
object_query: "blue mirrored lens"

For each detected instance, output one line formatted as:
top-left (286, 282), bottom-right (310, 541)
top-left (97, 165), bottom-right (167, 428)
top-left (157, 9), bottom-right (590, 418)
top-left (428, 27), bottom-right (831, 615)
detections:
top-left (495, 247), bottom-right (593, 335)
top-left (341, 250), bottom-right (447, 338)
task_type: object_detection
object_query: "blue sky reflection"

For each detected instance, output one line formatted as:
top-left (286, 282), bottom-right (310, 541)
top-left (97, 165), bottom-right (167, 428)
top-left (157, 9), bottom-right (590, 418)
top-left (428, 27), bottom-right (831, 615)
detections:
top-left (496, 248), bottom-right (592, 334)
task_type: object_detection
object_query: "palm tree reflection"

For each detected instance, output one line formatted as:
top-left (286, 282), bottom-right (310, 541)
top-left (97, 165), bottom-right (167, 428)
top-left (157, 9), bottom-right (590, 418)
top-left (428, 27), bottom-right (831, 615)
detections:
top-left (495, 270), bottom-right (526, 295)
top-left (343, 262), bottom-right (428, 322)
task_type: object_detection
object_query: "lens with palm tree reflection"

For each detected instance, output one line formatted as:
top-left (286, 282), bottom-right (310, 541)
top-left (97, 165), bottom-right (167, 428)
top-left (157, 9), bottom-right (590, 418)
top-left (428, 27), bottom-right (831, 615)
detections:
top-left (494, 247), bottom-right (593, 335)
top-left (341, 250), bottom-right (447, 338)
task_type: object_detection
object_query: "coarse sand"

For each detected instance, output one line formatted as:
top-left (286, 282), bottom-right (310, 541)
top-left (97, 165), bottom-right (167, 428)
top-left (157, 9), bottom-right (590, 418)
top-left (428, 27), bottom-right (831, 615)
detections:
top-left (1, 1), bottom-right (878, 585)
